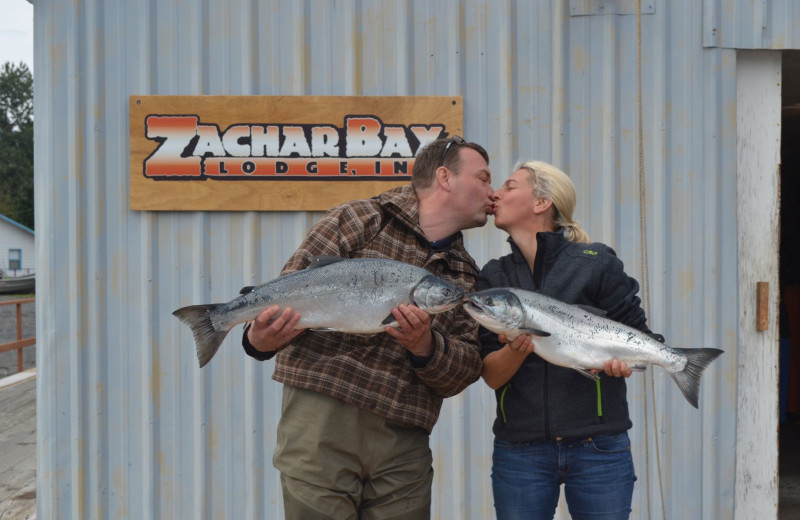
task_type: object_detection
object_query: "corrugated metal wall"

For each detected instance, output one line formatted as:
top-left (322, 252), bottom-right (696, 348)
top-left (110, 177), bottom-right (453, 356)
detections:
top-left (33, 1), bottom-right (767, 518)
top-left (703, 0), bottom-right (800, 49)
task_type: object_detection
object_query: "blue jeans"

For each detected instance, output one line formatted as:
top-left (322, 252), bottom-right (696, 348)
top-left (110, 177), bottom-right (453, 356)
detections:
top-left (491, 432), bottom-right (636, 520)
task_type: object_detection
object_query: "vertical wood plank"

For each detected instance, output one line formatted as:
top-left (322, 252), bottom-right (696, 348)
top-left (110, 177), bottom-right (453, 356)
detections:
top-left (735, 50), bottom-right (781, 519)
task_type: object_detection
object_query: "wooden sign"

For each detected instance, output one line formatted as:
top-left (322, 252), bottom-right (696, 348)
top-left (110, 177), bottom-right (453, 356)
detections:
top-left (129, 96), bottom-right (463, 211)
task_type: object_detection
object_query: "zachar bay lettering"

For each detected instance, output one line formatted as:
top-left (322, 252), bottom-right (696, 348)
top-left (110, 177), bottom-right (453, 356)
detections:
top-left (142, 115), bottom-right (445, 179)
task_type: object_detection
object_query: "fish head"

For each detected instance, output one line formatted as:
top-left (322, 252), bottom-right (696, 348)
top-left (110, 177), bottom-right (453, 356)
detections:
top-left (412, 275), bottom-right (465, 313)
top-left (462, 289), bottom-right (525, 335)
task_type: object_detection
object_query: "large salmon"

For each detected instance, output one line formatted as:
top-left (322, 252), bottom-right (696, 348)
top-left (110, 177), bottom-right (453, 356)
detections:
top-left (174, 257), bottom-right (465, 367)
top-left (463, 287), bottom-right (723, 408)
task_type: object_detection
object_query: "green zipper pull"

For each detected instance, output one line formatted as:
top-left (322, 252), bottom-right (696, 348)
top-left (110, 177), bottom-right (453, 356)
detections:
top-left (500, 384), bottom-right (511, 423)
top-left (596, 378), bottom-right (603, 417)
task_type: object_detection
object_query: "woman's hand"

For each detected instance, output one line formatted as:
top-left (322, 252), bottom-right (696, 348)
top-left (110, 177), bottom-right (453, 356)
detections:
top-left (592, 359), bottom-right (632, 378)
top-left (499, 333), bottom-right (535, 354)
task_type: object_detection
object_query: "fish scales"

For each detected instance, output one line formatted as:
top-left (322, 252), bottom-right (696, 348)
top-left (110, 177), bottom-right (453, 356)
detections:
top-left (173, 257), bottom-right (465, 367)
top-left (463, 287), bottom-right (723, 408)
top-left (520, 292), bottom-right (684, 370)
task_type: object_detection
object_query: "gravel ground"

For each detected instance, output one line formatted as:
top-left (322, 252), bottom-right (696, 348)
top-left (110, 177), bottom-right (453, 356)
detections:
top-left (0, 294), bottom-right (36, 378)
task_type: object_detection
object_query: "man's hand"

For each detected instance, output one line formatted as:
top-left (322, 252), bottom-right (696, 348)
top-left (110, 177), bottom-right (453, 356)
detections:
top-left (385, 304), bottom-right (434, 358)
top-left (247, 305), bottom-right (304, 352)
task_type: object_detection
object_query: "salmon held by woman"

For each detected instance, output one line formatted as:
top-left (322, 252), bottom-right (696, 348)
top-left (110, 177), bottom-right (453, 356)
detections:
top-left (463, 287), bottom-right (723, 408)
top-left (173, 257), bottom-right (465, 367)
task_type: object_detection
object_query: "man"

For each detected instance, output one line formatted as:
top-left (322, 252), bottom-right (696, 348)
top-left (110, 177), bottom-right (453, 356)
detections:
top-left (242, 136), bottom-right (494, 519)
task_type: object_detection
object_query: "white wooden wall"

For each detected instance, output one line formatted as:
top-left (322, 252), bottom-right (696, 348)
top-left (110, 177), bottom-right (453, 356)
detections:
top-left (734, 50), bottom-right (782, 519)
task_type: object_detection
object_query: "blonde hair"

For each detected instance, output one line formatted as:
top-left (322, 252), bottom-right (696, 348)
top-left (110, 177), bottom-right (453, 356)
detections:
top-left (514, 160), bottom-right (591, 244)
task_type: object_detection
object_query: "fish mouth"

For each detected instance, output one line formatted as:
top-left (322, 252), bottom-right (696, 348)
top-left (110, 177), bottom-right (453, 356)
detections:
top-left (412, 275), bottom-right (466, 313)
top-left (431, 295), bottom-right (464, 313)
top-left (462, 298), bottom-right (489, 316)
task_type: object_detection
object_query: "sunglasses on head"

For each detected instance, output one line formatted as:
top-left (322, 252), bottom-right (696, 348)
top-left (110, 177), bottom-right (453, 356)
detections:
top-left (438, 135), bottom-right (466, 168)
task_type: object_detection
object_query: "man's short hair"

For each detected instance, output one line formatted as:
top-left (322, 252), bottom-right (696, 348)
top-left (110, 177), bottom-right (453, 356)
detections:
top-left (411, 137), bottom-right (489, 190)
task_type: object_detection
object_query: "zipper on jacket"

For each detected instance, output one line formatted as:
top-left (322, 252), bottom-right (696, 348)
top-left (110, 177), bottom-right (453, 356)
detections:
top-left (534, 235), bottom-right (552, 438)
top-left (543, 363), bottom-right (551, 439)
top-left (500, 384), bottom-right (511, 423)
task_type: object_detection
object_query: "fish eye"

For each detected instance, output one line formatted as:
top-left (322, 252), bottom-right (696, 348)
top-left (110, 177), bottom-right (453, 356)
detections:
top-left (486, 297), bottom-right (493, 306)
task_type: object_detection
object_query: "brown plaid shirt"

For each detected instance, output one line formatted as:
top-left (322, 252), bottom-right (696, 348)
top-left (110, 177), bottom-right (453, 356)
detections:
top-left (269, 185), bottom-right (482, 432)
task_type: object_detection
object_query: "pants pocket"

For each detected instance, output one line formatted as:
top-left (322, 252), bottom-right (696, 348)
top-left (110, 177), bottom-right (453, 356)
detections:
top-left (588, 432), bottom-right (631, 454)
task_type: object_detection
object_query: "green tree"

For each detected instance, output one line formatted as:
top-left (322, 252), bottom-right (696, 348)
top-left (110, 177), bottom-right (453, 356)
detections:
top-left (0, 61), bottom-right (34, 230)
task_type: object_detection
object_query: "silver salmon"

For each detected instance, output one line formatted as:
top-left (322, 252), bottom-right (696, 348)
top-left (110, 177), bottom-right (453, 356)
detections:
top-left (174, 257), bottom-right (465, 367)
top-left (463, 287), bottom-right (723, 408)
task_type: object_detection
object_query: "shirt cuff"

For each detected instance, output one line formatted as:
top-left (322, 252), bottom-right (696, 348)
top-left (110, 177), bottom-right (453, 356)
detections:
top-left (408, 351), bottom-right (433, 368)
top-left (408, 332), bottom-right (450, 369)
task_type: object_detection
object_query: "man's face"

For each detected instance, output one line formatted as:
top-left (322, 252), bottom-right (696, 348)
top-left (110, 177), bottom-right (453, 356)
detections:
top-left (448, 147), bottom-right (495, 230)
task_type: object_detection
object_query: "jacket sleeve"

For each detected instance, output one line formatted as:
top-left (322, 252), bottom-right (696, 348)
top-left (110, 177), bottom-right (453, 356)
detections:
top-left (596, 246), bottom-right (651, 333)
top-left (411, 304), bottom-right (483, 397)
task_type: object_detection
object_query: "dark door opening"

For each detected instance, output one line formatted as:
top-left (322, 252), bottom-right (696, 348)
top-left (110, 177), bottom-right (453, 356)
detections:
top-left (779, 49), bottom-right (800, 519)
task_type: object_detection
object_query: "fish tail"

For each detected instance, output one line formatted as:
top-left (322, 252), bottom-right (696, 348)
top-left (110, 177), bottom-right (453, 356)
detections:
top-left (172, 304), bottom-right (229, 368)
top-left (669, 348), bottom-right (724, 408)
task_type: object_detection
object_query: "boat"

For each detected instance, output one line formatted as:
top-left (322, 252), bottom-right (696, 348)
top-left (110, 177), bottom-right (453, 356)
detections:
top-left (0, 275), bottom-right (35, 295)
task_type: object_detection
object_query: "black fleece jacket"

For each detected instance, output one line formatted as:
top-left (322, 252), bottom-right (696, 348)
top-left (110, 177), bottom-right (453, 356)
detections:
top-left (478, 231), bottom-right (651, 442)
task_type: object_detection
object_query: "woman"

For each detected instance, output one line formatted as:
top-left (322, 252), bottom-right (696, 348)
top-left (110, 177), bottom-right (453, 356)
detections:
top-left (480, 160), bottom-right (653, 520)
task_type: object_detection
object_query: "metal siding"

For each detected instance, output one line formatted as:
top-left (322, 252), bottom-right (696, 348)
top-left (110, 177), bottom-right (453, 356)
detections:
top-left (703, 0), bottom-right (800, 49)
top-left (34, 1), bottom-right (741, 518)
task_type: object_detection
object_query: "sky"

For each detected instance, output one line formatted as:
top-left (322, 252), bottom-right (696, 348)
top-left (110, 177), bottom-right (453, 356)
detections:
top-left (0, 0), bottom-right (34, 73)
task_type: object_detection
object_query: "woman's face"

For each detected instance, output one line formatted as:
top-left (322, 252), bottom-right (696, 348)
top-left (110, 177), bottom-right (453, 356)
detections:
top-left (491, 168), bottom-right (537, 231)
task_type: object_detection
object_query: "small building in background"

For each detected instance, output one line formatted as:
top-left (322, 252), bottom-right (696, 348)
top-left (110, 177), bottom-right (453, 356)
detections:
top-left (0, 213), bottom-right (34, 278)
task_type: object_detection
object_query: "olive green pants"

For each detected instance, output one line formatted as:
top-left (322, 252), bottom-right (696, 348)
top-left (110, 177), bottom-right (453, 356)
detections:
top-left (274, 386), bottom-right (433, 520)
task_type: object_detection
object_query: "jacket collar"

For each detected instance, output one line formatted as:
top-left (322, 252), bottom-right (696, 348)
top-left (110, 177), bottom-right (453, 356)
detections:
top-left (379, 185), bottom-right (476, 271)
top-left (377, 185), bottom-right (421, 232)
top-left (507, 228), bottom-right (568, 264)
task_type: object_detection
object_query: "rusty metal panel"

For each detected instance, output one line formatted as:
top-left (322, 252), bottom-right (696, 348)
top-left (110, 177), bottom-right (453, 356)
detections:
top-left (34, 1), bottom-right (744, 519)
top-left (703, 0), bottom-right (800, 49)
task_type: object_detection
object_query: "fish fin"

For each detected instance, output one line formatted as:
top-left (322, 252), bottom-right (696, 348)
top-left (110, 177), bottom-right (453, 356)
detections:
top-left (669, 348), bottom-right (724, 408)
top-left (239, 285), bottom-right (255, 295)
top-left (647, 332), bottom-right (666, 343)
top-left (172, 304), bottom-right (230, 368)
top-left (573, 368), bottom-right (600, 381)
top-left (381, 314), bottom-right (399, 326)
top-left (310, 327), bottom-right (339, 332)
top-left (521, 327), bottom-right (551, 337)
top-left (307, 256), bottom-right (346, 269)
top-left (576, 304), bottom-right (608, 317)
top-left (629, 365), bottom-right (648, 372)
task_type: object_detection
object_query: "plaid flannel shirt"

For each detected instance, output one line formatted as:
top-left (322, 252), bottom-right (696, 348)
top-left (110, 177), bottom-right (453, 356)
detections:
top-left (258, 185), bottom-right (482, 432)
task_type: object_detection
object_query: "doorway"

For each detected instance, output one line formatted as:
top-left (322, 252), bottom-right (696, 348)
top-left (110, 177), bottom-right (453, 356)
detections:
top-left (780, 49), bottom-right (800, 519)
